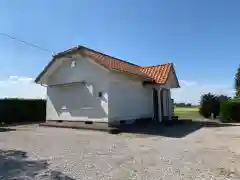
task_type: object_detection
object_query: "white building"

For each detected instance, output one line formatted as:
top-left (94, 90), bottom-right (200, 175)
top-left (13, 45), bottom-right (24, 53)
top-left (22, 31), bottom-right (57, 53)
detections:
top-left (35, 46), bottom-right (180, 126)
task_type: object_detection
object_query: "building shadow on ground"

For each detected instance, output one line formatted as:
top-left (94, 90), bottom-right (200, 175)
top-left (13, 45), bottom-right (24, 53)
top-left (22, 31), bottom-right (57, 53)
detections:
top-left (0, 149), bottom-right (75, 180)
top-left (0, 128), bottom-right (16, 132)
top-left (115, 119), bottom-right (240, 138)
top-left (0, 121), bottom-right (44, 127)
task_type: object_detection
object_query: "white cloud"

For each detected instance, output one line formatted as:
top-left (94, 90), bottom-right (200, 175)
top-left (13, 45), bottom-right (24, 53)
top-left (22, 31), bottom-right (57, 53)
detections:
top-left (171, 80), bottom-right (235, 105)
top-left (0, 76), bottom-right (46, 99)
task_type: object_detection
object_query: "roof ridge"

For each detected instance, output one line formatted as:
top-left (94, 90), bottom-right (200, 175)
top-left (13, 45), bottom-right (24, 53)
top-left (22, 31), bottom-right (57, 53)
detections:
top-left (54, 46), bottom-right (79, 56)
top-left (142, 62), bottom-right (172, 68)
top-left (78, 45), bottom-right (140, 67)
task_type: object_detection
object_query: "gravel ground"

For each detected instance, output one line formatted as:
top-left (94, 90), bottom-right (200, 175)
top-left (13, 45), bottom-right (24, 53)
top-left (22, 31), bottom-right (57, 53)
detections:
top-left (0, 123), bottom-right (240, 180)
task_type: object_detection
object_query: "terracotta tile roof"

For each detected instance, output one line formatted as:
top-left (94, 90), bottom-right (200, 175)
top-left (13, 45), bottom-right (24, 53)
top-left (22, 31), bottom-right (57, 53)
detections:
top-left (140, 63), bottom-right (172, 84)
top-left (35, 45), bottom-right (176, 85)
top-left (79, 47), bottom-right (151, 79)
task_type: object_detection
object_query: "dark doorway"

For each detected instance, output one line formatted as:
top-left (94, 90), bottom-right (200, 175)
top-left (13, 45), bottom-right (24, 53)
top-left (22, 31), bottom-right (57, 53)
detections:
top-left (153, 88), bottom-right (159, 121)
top-left (160, 89), bottom-right (164, 122)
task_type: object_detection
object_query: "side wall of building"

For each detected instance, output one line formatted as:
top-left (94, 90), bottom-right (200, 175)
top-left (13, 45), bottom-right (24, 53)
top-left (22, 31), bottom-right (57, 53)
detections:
top-left (108, 73), bottom-right (153, 125)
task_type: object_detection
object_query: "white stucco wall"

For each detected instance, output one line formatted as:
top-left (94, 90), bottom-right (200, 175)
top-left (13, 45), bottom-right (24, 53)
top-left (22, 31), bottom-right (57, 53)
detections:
top-left (108, 73), bottom-right (153, 124)
top-left (46, 56), bottom-right (110, 122)
top-left (166, 69), bottom-right (179, 88)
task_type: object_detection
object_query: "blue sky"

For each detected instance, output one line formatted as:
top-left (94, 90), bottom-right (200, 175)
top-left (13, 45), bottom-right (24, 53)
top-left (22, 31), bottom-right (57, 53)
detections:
top-left (0, 0), bottom-right (238, 104)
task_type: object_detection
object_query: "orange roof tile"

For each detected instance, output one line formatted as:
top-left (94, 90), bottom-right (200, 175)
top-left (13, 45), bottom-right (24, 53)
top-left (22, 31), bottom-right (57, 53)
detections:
top-left (79, 47), bottom-right (151, 79)
top-left (35, 46), bottom-right (177, 85)
top-left (140, 63), bottom-right (172, 84)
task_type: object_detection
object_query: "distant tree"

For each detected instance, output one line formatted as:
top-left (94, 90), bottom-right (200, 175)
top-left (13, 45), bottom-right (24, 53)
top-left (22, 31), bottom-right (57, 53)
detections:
top-left (174, 103), bottom-right (189, 107)
top-left (186, 103), bottom-right (192, 107)
top-left (174, 102), bottom-right (193, 107)
top-left (179, 103), bottom-right (186, 107)
top-left (235, 65), bottom-right (240, 98)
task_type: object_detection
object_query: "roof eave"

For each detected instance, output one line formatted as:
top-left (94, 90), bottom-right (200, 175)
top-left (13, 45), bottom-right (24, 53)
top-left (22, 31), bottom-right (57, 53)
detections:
top-left (35, 46), bottom-right (83, 84)
top-left (111, 69), bottom-right (153, 81)
top-left (164, 64), bottom-right (180, 88)
top-left (35, 56), bottom-right (56, 84)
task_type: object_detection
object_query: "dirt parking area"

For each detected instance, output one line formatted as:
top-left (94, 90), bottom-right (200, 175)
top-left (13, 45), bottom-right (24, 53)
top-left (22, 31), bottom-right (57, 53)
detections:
top-left (0, 122), bottom-right (240, 180)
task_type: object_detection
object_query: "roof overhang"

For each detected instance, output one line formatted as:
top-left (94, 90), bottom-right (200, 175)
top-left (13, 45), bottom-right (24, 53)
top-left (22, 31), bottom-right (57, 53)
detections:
top-left (168, 65), bottom-right (180, 88)
top-left (48, 81), bottom-right (87, 87)
top-left (35, 45), bottom-right (180, 88)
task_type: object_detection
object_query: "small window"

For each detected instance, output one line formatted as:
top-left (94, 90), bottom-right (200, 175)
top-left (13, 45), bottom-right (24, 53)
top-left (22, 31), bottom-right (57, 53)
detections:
top-left (71, 60), bottom-right (76, 68)
top-left (98, 92), bottom-right (103, 98)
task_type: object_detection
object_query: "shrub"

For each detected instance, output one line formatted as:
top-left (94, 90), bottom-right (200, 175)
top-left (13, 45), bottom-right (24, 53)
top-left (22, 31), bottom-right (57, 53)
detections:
top-left (218, 95), bottom-right (231, 102)
top-left (220, 100), bottom-right (240, 122)
top-left (199, 93), bottom-right (230, 118)
top-left (235, 65), bottom-right (240, 98)
top-left (199, 93), bottom-right (220, 118)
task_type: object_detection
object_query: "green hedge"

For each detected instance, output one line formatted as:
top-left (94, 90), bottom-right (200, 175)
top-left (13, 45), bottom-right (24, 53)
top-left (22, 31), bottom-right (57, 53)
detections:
top-left (220, 100), bottom-right (240, 122)
top-left (0, 99), bottom-right (46, 125)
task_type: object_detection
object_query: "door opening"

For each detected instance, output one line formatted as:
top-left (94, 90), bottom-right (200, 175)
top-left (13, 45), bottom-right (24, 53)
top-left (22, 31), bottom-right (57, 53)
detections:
top-left (160, 89), bottom-right (164, 122)
top-left (152, 88), bottom-right (159, 122)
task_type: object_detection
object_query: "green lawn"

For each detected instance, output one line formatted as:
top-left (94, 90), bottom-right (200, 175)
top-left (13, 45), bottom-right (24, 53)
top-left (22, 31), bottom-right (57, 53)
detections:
top-left (174, 106), bottom-right (201, 119)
